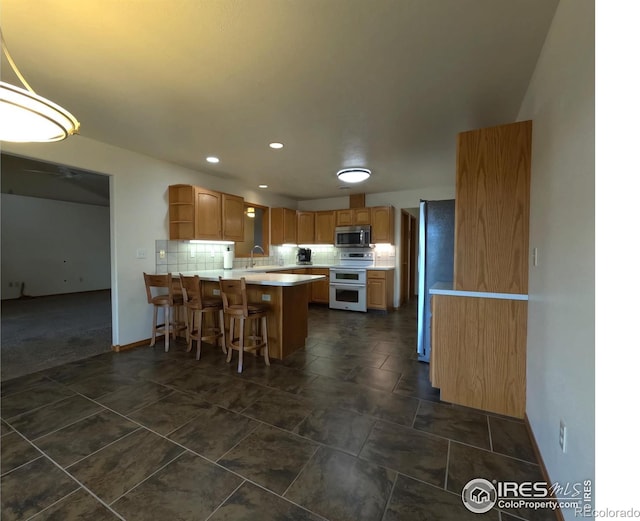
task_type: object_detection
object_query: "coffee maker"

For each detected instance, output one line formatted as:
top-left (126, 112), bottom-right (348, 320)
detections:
top-left (296, 247), bottom-right (312, 265)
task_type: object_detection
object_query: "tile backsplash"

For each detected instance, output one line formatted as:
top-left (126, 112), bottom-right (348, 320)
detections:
top-left (155, 240), bottom-right (395, 273)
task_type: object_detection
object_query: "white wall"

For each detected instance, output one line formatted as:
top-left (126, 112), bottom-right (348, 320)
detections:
top-left (298, 185), bottom-right (455, 306)
top-left (517, 1), bottom-right (594, 517)
top-left (2, 138), bottom-right (298, 348)
top-left (1, 194), bottom-right (110, 299)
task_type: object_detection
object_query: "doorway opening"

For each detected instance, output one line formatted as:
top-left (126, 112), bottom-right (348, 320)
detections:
top-left (0, 153), bottom-right (112, 381)
top-left (399, 208), bottom-right (418, 306)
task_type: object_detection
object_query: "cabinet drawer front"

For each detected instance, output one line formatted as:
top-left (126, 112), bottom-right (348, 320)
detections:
top-left (367, 270), bottom-right (386, 279)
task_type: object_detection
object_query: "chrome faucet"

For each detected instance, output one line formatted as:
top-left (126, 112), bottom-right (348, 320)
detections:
top-left (250, 245), bottom-right (265, 267)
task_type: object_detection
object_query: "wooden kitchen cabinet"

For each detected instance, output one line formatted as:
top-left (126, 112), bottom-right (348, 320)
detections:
top-left (222, 193), bottom-right (244, 242)
top-left (366, 269), bottom-right (394, 311)
top-left (371, 206), bottom-right (395, 244)
top-left (353, 208), bottom-right (371, 225)
top-left (336, 208), bottom-right (370, 226)
top-left (336, 209), bottom-right (352, 226)
top-left (169, 184), bottom-right (221, 240)
top-left (429, 120), bottom-right (532, 419)
top-left (314, 211), bottom-right (336, 244)
top-left (271, 208), bottom-right (297, 245)
top-left (431, 294), bottom-right (527, 418)
top-left (195, 188), bottom-right (222, 240)
top-left (454, 120), bottom-right (531, 294)
top-left (309, 268), bottom-right (329, 303)
top-left (169, 185), bottom-right (244, 241)
top-left (169, 184), bottom-right (197, 239)
top-left (297, 211), bottom-right (315, 244)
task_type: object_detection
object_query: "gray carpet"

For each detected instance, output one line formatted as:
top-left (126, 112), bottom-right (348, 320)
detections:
top-left (1, 290), bottom-right (112, 381)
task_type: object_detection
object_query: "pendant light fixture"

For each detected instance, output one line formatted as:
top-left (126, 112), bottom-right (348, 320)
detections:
top-left (337, 168), bottom-right (371, 183)
top-left (0, 30), bottom-right (80, 143)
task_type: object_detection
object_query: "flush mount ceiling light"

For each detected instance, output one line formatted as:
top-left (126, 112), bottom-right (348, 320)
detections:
top-left (269, 142), bottom-right (284, 149)
top-left (0, 30), bottom-right (80, 143)
top-left (206, 156), bottom-right (220, 163)
top-left (337, 168), bottom-right (371, 183)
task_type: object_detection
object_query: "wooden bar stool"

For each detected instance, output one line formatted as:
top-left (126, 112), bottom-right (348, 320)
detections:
top-left (219, 277), bottom-right (270, 373)
top-left (179, 274), bottom-right (226, 360)
top-left (143, 272), bottom-right (186, 352)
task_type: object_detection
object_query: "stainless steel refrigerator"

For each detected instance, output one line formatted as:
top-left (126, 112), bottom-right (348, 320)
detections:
top-left (417, 199), bottom-right (455, 361)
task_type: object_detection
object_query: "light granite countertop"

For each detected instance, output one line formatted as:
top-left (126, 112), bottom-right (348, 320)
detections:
top-left (174, 270), bottom-right (325, 287)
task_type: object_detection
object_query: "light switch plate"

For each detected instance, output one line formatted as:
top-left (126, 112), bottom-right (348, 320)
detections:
top-left (136, 248), bottom-right (147, 259)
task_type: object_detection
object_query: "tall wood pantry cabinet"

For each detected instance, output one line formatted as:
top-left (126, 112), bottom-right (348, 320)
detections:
top-left (430, 120), bottom-right (531, 418)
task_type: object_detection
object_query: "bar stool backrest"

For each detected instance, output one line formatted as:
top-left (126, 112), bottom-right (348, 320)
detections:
top-left (219, 278), bottom-right (249, 317)
top-left (143, 273), bottom-right (175, 305)
top-left (179, 274), bottom-right (204, 309)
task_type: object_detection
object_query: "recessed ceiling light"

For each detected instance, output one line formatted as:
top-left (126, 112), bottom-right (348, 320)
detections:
top-left (258, 184), bottom-right (268, 189)
top-left (269, 142), bottom-right (284, 149)
top-left (206, 156), bottom-right (220, 163)
top-left (337, 168), bottom-right (371, 183)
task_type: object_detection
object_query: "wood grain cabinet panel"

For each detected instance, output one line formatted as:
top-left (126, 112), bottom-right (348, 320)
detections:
top-left (222, 193), bottom-right (244, 242)
top-left (195, 188), bottom-right (222, 240)
top-left (431, 295), bottom-right (527, 418)
top-left (353, 208), bottom-right (371, 225)
top-left (271, 208), bottom-right (297, 245)
top-left (454, 120), bottom-right (531, 293)
top-left (336, 209), bottom-right (353, 226)
top-left (310, 268), bottom-right (329, 303)
top-left (336, 208), bottom-right (370, 226)
top-left (371, 206), bottom-right (395, 244)
top-left (366, 269), bottom-right (394, 311)
top-left (297, 211), bottom-right (315, 244)
top-left (315, 211), bottom-right (336, 244)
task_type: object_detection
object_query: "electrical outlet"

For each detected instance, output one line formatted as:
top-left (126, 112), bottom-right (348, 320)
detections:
top-left (190, 247), bottom-right (196, 258)
top-left (159, 249), bottom-right (166, 259)
top-left (261, 294), bottom-right (271, 302)
top-left (532, 247), bottom-right (539, 267)
top-left (212, 289), bottom-right (220, 296)
top-left (559, 420), bottom-right (567, 453)
top-left (136, 248), bottom-right (146, 259)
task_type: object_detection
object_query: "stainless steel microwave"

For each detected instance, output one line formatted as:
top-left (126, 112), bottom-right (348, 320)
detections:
top-left (335, 225), bottom-right (372, 248)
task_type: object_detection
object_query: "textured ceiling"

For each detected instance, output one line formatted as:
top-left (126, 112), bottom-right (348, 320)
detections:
top-left (1, 0), bottom-right (558, 200)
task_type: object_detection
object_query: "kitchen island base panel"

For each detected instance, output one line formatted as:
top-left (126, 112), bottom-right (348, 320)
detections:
top-left (203, 282), bottom-right (308, 360)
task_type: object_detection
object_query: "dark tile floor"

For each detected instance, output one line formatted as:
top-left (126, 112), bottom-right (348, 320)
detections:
top-left (0, 303), bottom-right (554, 521)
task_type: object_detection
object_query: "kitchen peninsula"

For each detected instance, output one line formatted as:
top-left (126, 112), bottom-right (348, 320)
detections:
top-left (175, 270), bottom-right (325, 360)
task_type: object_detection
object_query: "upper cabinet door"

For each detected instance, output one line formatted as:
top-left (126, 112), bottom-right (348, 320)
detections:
top-left (454, 120), bottom-right (531, 294)
top-left (353, 208), bottom-right (371, 225)
top-left (371, 206), bottom-right (394, 244)
top-left (336, 209), bottom-right (353, 226)
top-left (195, 188), bottom-right (222, 240)
top-left (222, 193), bottom-right (244, 242)
top-left (315, 211), bottom-right (336, 244)
top-left (271, 207), bottom-right (297, 245)
top-left (297, 211), bottom-right (315, 244)
top-left (283, 208), bottom-right (297, 243)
